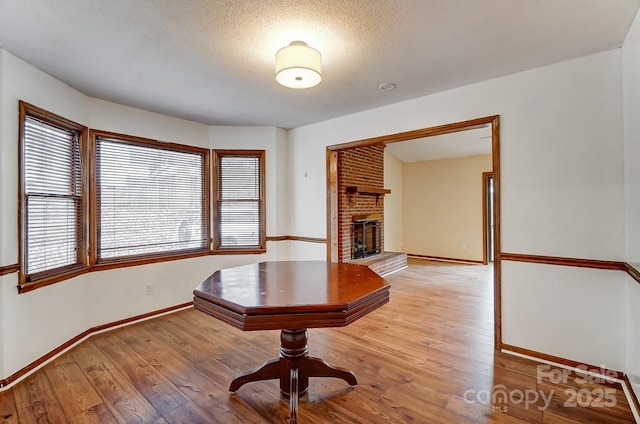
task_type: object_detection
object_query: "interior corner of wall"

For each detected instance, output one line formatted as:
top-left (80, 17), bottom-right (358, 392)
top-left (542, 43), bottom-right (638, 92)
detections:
top-left (0, 277), bottom-right (6, 381)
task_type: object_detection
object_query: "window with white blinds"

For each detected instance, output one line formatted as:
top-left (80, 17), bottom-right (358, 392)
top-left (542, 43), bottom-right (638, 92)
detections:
top-left (94, 132), bottom-right (209, 262)
top-left (213, 150), bottom-right (265, 252)
top-left (18, 103), bottom-right (267, 291)
top-left (20, 102), bottom-right (87, 285)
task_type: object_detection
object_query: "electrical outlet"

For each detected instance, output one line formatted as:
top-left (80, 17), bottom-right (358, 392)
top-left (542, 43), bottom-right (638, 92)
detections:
top-left (145, 283), bottom-right (154, 296)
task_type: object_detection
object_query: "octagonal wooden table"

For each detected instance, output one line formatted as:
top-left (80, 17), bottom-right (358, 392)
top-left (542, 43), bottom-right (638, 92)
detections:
top-left (193, 260), bottom-right (390, 423)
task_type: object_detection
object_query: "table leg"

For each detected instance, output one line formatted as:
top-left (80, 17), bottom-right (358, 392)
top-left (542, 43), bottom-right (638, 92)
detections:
top-left (229, 328), bottom-right (358, 397)
top-left (229, 358), bottom-right (279, 392)
top-left (289, 368), bottom-right (298, 424)
top-left (308, 356), bottom-right (357, 386)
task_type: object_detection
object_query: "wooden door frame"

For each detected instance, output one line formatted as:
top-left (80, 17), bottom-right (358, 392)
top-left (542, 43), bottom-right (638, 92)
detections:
top-left (483, 171), bottom-right (494, 266)
top-left (325, 115), bottom-right (503, 349)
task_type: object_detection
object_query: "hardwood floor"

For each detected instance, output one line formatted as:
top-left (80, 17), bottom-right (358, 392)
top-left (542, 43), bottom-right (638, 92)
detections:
top-left (0, 258), bottom-right (636, 423)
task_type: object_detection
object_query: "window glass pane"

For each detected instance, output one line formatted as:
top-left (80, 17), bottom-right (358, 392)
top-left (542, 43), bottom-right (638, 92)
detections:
top-left (219, 156), bottom-right (260, 199)
top-left (23, 114), bottom-right (82, 276)
top-left (96, 137), bottom-right (207, 259)
top-left (214, 151), bottom-right (264, 250)
top-left (24, 118), bottom-right (80, 195)
top-left (219, 201), bottom-right (260, 246)
top-left (26, 197), bottom-right (79, 273)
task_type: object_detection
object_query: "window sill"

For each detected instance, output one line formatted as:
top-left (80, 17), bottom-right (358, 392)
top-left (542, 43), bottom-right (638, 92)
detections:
top-left (18, 249), bottom-right (212, 293)
top-left (19, 266), bottom-right (87, 294)
top-left (212, 248), bottom-right (267, 255)
top-left (92, 249), bottom-right (212, 272)
top-left (18, 245), bottom-right (276, 293)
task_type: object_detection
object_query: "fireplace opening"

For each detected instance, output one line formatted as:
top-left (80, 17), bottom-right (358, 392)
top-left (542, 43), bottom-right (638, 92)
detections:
top-left (351, 219), bottom-right (381, 259)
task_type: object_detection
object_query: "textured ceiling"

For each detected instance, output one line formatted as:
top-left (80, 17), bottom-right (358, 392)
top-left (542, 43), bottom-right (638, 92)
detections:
top-left (385, 127), bottom-right (492, 163)
top-left (0, 1), bottom-right (638, 129)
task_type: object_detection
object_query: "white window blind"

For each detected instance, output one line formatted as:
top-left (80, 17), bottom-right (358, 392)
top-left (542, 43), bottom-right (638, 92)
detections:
top-left (22, 115), bottom-right (83, 278)
top-left (214, 151), bottom-right (265, 250)
top-left (95, 135), bottom-right (208, 260)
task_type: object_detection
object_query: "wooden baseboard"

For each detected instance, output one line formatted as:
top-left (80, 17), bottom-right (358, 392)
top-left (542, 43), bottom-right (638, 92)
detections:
top-left (407, 253), bottom-right (483, 264)
top-left (624, 374), bottom-right (640, 419)
top-left (501, 343), bottom-right (623, 380)
top-left (502, 343), bottom-right (640, 420)
top-left (0, 302), bottom-right (192, 390)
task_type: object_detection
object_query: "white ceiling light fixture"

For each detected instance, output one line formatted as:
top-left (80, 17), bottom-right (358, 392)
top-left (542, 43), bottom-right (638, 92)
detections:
top-left (275, 41), bottom-right (322, 89)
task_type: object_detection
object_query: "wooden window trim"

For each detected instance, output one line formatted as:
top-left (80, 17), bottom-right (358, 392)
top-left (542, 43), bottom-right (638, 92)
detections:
top-left (16, 105), bottom-right (270, 292)
top-left (18, 101), bottom-right (89, 292)
top-left (212, 149), bottom-right (266, 254)
top-left (89, 130), bottom-right (211, 269)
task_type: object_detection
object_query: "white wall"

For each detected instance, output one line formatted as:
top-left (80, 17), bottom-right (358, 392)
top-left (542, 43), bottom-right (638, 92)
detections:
top-left (289, 49), bottom-right (626, 370)
top-left (383, 150), bottom-right (403, 252)
top-left (0, 49), bottom-right (89, 379)
top-left (288, 132), bottom-right (328, 239)
top-left (402, 154), bottom-right (492, 262)
top-left (626, 275), bottom-right (640, 400)
top-left (275, 128), bottom-right (291, 236)
top-left (624, 2), bottom-right (640, 264)
top-left (501, 261), bottom-right (626, 368)
top-left (623, 8), bottom-right (640, 401)
top-left (0, 49), bottom-right (4, 262)
top-left (0, 49), bottom-right (5, 380)
top-left (90, 98), bottom-right (210, 149)
top-left (0, 49), bottom-right (285, 380)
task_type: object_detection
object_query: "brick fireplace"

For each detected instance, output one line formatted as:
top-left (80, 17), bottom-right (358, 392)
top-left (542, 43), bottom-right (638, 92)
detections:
top-left (337, 145), bottom-right (388, 263)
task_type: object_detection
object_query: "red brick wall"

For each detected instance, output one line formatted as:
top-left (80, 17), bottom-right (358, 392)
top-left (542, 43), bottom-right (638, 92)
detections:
top-left (337, 145), bottom-right (385, 262)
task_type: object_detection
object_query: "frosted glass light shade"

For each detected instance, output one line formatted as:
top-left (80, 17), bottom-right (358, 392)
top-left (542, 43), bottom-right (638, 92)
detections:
top-left (275, 41), bottom-right (322, 89)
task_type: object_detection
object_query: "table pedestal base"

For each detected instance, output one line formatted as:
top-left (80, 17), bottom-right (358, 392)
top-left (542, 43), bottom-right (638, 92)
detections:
top-left (229, 328), bottom-right (357, 394)
top-left (229, 329), bottom-right (357, 423)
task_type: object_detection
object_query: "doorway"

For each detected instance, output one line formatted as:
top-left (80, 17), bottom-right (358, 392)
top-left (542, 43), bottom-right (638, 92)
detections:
top-left (326, 115), bottom-right (502, 349)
